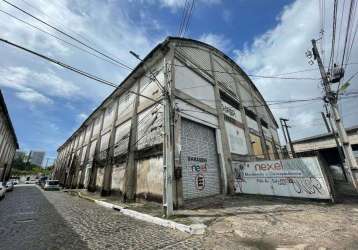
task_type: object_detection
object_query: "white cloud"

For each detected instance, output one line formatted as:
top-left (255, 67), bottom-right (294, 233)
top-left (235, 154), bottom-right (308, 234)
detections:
top-left (140, 0), bottom-right (221, 10)
top-left (233, 0), bottom-right (358, 142)
top-left (76, 113), bottom-right (88, 123)
top-left (0, 66), bottom-right (80, 103)
top-left (199, 33), bottom-right (232, 52)
top-left (16, 89), bottom-right (53, 105)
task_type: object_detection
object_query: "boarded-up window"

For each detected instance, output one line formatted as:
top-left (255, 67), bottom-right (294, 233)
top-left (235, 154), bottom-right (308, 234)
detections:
top-left (225, 122), bottom-right (248, 155)
top-left (250, 133), bottom-right (264, 158)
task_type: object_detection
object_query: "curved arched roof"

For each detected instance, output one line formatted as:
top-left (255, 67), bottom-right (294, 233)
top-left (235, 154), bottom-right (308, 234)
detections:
top-left (58, 36), bottom-right (277, 151)
top-left (165, 36), bottom-right (278, 127)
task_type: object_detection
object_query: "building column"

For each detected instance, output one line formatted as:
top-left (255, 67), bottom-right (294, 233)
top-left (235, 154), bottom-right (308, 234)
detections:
top-left (230, 66), bottom-right (255, 160)
top-left (209, 51), bottom-right (234, 195)
top-left (101, 98), bottom-right (120, 196)
top-left (123, 82), bottom-right (141, 201)
top-left (88, 112), bottom-right (105, 192)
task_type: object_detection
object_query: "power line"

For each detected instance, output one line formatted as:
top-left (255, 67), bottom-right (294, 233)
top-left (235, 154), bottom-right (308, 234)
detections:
top-left (182, 0), bottom-right (195, 37)
top-left (19, 0), bottom-right (95, 46)
top-left (0, 37), bottom-right (159, 104)
top-left (0, 9), bottom-right (128, 69)
top-left (1, 0), bottom-right (133, 71)
top-left (177, 0), bottom-right (189, 36)
top-left (172, 63), bottom-right (320, 80)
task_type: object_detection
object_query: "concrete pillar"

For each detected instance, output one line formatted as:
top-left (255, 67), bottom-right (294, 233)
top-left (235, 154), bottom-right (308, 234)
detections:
top-left (209, 51), bottom-right (234, 195)
top-left (123, 81), bottom-right (140, 201)
top-left (79, 123), bottom-right (95, 189)
top-left (88, 112), bottom-right (105, 192)
top-left (230, 66), bottom-right (255, 160)
top-left (101, 98), bottom-right (120, 196)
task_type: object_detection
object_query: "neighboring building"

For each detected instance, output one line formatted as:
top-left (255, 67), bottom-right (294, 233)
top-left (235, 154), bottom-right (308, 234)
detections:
top-left (292, 125), bottom-right (358, 164)
top-left (53, 37), bottom-right (281, 207)
top-left (15, 150), bottom-right (27, 161)
top-left (29, 151), bottom-right (45, 166)
top-left (292, 126), bottom-right (358, 183)
top-left (0, 90), bottom-right (19, 182)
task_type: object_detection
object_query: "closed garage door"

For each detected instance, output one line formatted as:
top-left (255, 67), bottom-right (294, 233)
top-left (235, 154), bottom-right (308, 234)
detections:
top-left (181, 119), bottom-right (221, 200)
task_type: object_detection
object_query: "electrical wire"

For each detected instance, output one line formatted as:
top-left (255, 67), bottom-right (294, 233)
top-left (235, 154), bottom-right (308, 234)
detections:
top-left (0, 37), bottom-right (159, 104)
top-left (0, 9), bottom-right (129, 69)
top-left (1, 0), bottom-right (133, 71)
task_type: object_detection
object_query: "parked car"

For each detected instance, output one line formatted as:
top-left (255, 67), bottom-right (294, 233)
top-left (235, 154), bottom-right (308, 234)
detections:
top-left (44, 180), bottom-right (60, 191)
top-left (0, 182), bottom-right (6, 199)
top-left (6, 181), bottom-right (14, 191)
top-left (39, 176), bottom-right (48, 188)
top-left (25, 179), bottom-right (36, 184)
top-left (12, 179), bottom-right (18, 185)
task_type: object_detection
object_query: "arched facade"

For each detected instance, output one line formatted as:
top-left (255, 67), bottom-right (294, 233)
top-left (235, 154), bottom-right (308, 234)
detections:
top-left (53, 37), bottom-right (281, 206)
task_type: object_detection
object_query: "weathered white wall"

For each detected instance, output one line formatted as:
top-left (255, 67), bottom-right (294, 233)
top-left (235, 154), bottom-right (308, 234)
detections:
top-left (232, 157), bottom-right (332, 199)
top-left (175, 59), bottom-right (216, 109)
top-left (225, 122), bottom-right (248, 155)
top-left (136, 156), bottom-right (163, 200)
top-left (111, 162), bottom-right (126, 194)
top-left (175, 99), bottom-right (218, 128)
top-left (246, 116), bottom-right (259, 131)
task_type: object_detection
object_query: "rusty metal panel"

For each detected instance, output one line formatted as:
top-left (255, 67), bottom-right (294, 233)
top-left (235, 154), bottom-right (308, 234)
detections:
top-left (232, 157), bottom-right (332, 199)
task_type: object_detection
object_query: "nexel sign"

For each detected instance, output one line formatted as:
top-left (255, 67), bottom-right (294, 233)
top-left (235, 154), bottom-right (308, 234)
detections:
top-left (254, 161), bottom-right (283, 171)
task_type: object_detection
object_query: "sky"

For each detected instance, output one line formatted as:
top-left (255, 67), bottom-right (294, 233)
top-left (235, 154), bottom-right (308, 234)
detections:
top-left (0, 0), bottom-right (357, 161)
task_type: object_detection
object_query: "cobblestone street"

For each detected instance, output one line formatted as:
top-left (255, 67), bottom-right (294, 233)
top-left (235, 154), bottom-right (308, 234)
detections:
top-left (0, 186), bottom-right (199, 250)
top-left (2, 186), bottom-right (358, 250)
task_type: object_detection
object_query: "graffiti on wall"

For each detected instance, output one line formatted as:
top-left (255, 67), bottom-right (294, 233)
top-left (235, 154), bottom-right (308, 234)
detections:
top-left (232, 157), bottom-right (332, 199)
top-left (188, 156), bottom-right (207, 191)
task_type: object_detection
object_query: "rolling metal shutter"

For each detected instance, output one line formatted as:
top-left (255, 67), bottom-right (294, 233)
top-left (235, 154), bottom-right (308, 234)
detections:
top-left (181, 119), bottom-right (221, 200)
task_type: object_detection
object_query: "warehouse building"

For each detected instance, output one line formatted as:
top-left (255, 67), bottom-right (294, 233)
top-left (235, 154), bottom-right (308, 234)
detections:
top-left (53, 37), bottom-right (281, 207)
top-left (0, 90), bottom-right (19, 182)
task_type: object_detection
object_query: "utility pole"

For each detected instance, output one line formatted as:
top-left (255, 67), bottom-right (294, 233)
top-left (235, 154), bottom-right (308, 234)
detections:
top-left (323, 105), bottom-right (348, 181)
top-left (321, 111), bottom-right (331, 133)
top-left (280, 118), bottom-right (295, 158)
top-left (163, 58), bottom-right (174, 218)
top-left (312, 39), bottom-right (358, 190)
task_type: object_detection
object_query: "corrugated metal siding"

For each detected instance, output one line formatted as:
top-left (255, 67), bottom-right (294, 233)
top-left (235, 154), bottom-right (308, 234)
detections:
top-left (103, 102), bottom-right (116, 130)
top-left (176, 46), bottom-right (213, 82)
top-left (181, 119), bottom-right (220, 200)
top-left (114, 120), bottom-right (131, 156)
top-left (137, 104), bottom-right (163, 150)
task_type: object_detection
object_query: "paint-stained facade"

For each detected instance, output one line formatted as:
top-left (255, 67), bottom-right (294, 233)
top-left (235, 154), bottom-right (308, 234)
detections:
top-left (0, 90), bottom-right (19, 182)
top-left (53, 37), bottom-right (281, 207)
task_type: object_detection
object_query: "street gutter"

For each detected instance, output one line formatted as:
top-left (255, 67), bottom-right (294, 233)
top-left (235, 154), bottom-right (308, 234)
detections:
top-left (66, 190), bottom-right (206, 235)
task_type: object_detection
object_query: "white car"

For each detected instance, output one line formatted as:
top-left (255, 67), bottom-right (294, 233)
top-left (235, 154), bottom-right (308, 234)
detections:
top-left (0, 182), bottom-right (6, 200)
top-left (44, 180), bottom-right (60, 191)
top-left (6, 181), bottom-right (14, 191)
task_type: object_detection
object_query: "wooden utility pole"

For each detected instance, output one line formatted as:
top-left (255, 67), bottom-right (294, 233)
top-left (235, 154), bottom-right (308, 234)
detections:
top-left (312, 39), bottom-right (358, 190)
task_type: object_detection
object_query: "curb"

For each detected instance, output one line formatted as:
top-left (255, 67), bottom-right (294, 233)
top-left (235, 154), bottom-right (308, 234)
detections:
top-left (74, 191), bottom-right (206, 235)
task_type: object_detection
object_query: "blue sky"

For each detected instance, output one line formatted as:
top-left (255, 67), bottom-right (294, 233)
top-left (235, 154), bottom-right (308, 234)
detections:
top-left (0, 0), bottom-right (357, 161)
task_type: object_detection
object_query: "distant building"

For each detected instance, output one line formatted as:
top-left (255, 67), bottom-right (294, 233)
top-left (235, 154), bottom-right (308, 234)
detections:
top-left (0, 90), bottom-right (19, 182)
top-left (14, 150), bottom-right (27, 161)
top-left (30, 151), bottom-right (45, 166)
